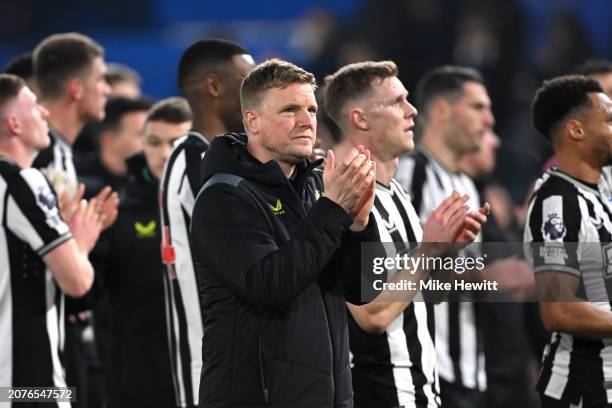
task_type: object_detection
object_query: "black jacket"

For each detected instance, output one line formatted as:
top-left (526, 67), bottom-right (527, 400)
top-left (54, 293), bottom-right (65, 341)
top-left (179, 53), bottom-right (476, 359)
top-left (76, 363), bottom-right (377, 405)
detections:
top-left (190, 133), bottom-right (378, 408)
top-left (91, 153), bottom-right (176, 408)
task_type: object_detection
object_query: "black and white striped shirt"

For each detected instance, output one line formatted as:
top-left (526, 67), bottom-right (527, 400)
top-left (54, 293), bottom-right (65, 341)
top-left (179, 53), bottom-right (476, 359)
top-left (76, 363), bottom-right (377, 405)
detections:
top-left (0, 157), bottom-right (72, 406)
top-left (349, 179), bottom-right (440, 408)
top-left (159, 131), bottom-right (209, 407)
top-left (395, 146), bottom-right (486, 391)
top-left (33, 128), bottom-right (78, 197)
top-left (525, 169), bottom-right (612, 404)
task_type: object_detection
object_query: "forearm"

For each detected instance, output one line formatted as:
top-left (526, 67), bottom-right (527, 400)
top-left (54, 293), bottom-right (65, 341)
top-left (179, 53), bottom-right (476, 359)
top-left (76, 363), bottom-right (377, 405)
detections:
top-left (45, 240), bottom-right (94, 297)
top-left (540, 301), bottom-right (612, 339)
top-left (200, 197), bottom-right (352, 308)
top-left (348, 247), bottom-right (432, 333)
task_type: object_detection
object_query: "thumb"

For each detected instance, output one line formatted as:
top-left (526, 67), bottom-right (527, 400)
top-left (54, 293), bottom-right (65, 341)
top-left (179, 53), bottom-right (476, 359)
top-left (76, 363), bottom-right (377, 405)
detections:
top-left (479, 202), bottom-right (491, 216)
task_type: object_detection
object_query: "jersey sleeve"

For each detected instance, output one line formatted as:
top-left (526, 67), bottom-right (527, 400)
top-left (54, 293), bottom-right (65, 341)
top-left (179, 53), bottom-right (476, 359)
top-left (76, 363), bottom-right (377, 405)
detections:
top-left (525, 191), bottom-right (580, 277)
top-left (5, 168), bottom-right (71, 257)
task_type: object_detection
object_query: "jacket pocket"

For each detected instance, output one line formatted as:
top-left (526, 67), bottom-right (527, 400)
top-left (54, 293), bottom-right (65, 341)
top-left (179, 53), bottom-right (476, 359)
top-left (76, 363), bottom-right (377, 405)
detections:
top-left (258, 336), bottom-right (270, 403)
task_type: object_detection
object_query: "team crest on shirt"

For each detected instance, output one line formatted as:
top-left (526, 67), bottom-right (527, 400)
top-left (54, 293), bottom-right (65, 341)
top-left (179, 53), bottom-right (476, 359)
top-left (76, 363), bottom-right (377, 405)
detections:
top-left (36, 185), bottom-right (62, 229)
top-left (542, 212), bottom-right (566, 241)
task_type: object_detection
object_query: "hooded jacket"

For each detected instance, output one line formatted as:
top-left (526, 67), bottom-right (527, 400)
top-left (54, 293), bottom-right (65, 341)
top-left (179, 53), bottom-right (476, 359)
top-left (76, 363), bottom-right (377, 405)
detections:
top-left (190, 133), bottom-right (378, 408)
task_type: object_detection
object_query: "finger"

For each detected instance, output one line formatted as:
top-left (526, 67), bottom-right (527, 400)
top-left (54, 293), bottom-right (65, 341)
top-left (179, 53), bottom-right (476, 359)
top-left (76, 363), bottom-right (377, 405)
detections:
top-left (349, 153), bottom-right (367, 173)
top-left (101, 192), bottom-right (119, 212)
top-left (448, 205), bottom-right (470, 228)
top-left (72, 199), bottom-right (86, 222)
top-left (74, 184), bottom-right (85, 204)
top-left (364, 149), bottom-right (371, 162)
top-left (467, 210), bottom-right (487, 225)
top-left (95, 186), bottom-right (112, 203)
top-left (461, 229), bottom-right (477, 243)
top-left (351, 158), bottom-right (373, 185)
top-left (479, 202), bottom-right (491, 216)
top-left (336, 148), bottom-right (360, 175)
top-left (463, 216), bottom-right (482, 234)
top-left (324, 149), bottom-right (335, 174)
top-left (59, 191), bottom-right (69, 207)
top-left (98, 214), bottom-right (106, 229)
top-left (433, 190), bottom-right (461, 216)
top-left (356, 145), bottom-right (365, 154)
top-left (86, 198), bottom-right (98, 220)
top-left (441, 194), bottom-right (470, 222)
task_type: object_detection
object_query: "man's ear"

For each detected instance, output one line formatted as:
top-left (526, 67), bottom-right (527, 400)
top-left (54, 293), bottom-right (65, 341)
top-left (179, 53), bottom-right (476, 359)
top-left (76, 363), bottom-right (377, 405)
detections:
top-left (67, 77), bottom-right (83, 101)
top-left (3, 115), bottom-right (21, 135)
top-left (429, 98), bottom-right (452, 122)
top-left (566, 119), bottom-right (584, 141)
top-left (98, 130), bottom-right (113, 148)
top-left (204, 72), bottom-right (222, 99)
top-left (348, 107), bottom-right (368, 131)
top-left (243, 109), bottom-right (259, 134)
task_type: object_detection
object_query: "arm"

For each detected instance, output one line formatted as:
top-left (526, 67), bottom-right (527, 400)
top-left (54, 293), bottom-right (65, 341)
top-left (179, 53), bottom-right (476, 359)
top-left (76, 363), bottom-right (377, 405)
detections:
top-left (346, 245), bottom-right (431, 334)
top-left (47, 196), bottom-right (102, 297)
top-left (539, 301), bottom-right (612, 339)
top-left (191, 147), bottom-right (375, 309)
top-left (347, 192), bottom-right (478, 333)
top-left (8, 168), bottom-right (101, 297)
top-left (191, 186), bottom-right (353, 308)
top-left (536, 271), bottom-right (612, 339)
top-left (44, 239), bottom-right (94, 297)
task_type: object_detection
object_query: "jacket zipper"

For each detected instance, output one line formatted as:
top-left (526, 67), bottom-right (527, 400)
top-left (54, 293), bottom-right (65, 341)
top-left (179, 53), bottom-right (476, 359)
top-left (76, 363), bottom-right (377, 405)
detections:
top-left (258, 336), bottom-right (269, 403)
top-left (319, 296), bottom-right (334, 407)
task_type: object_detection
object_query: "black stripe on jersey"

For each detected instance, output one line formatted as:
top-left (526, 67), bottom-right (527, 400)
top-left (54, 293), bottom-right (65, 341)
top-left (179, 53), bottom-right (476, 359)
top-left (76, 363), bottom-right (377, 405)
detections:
top-left (536, 334), bottom-right (561, 396)
top-left (349, 312), bottom-right (400, 408)
top-left (160, 141), bottom-right (184, 234)
top-left (448, 303), bottom-right (462, 387)
top-left (374, 195), bottom-right (406, 254)
top-left (566, 337), bottom-right (604, 402)
top-left (404, 304), bottom-right (428, 405)
top-left (160, 132), bottom-right (208, 408)
top-left (177, 205), bottom-right (196, 407)
top-left (10, 237), bottom-right (56, 388)
top-left (390, 188), bottom-right (418, 246)
top-left (408, 149), bottom-right (429, 216)
top-left (163, 267), bottom-right (181, 405)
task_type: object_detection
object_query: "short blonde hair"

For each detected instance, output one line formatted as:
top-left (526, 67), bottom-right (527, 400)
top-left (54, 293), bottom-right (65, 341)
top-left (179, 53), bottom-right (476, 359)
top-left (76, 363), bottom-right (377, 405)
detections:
top-left (324, 60), bottom-right (398, 129)
top-left (240, 58), bottom-right (316, 112)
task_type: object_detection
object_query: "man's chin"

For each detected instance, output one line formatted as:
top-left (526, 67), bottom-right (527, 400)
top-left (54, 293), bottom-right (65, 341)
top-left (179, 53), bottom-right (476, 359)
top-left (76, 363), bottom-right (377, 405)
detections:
top-left (287, 150), bottom-right (311, 164)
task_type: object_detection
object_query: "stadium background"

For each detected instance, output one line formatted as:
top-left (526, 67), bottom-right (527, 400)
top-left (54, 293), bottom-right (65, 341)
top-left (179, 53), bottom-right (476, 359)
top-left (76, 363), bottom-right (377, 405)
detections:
top-left (1, 0), bottom-right (612, 202)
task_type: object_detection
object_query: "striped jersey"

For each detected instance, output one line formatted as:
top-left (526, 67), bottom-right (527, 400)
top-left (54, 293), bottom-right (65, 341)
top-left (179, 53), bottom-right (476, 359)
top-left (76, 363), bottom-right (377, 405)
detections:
top-left (159, 130), bottom-right (209, 407)
top-left (599, 166), bottom-right (612, 209)
top-left (524, 168), bottom-right (612, 404)
top-left (32, 127), bottom-right (78, 198)
top-left (395, 146), bottom-right (486, 391)
top-left (0, 156), bottom-right (72, 407)
top-left (349, 179), bottom-right (440, 408)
